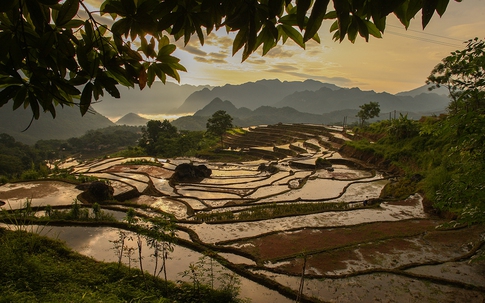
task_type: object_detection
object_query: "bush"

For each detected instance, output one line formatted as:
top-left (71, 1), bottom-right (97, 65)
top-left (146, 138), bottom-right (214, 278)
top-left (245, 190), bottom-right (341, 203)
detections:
top-left (315, 157), bottom-right (331, 168)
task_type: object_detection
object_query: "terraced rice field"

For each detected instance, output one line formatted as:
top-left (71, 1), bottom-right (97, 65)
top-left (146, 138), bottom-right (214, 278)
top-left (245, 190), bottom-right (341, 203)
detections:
top-left (1, 124), bottom-right (484, 303)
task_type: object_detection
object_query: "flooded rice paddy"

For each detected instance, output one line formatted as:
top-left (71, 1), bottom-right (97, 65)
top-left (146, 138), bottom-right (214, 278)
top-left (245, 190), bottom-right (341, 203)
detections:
top-left (1, 125), bottom-right (484, 302)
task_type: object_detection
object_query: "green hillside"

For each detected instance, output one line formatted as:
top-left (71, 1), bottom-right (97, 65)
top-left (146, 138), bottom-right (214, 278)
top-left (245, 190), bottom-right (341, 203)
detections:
top-left (0, 106), bottom-right (115, 145)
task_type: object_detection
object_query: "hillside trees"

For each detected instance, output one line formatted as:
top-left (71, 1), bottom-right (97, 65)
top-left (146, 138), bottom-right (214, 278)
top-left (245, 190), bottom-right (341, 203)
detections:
top-left (0, 133), bottom-right (47, 180)
top-left (0, 0), bottom-right (457, 119)
top-left (206, 110), bottom-right (234, 148)
top-left (139, 119), bottom-right (212, 157)
top-left (356, 101), bottom-right (380, 126)
top-left (427, 38), bottom-right (485, 114)
top-left (423, 37), bottom-right (485, 224)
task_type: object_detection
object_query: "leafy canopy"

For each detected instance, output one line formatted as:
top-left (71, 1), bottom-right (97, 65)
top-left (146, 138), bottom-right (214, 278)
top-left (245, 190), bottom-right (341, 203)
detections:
top-left (206, 110), bottom-right (233, 148)
top-left (356, 101), bottom-right (380, 125)
top-left (0, 0), bottom-right (457, 119)
top-left (427, 37), bottom-right (485, 114)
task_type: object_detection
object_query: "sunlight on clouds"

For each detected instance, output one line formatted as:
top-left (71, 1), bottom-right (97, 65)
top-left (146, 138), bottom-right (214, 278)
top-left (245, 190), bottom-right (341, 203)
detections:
top-left (80, 0), bottom-right (484, 93)
top-left (182, 45), bottom-right (207, 56)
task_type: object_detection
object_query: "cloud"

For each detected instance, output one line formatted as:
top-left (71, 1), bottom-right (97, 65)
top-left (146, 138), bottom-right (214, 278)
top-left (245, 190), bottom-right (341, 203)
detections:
top-left (194, 56), bottom-right (227, 64)
top-left (183, 45), bottom-right (207, 56)
top-left (246, 58), bottom-right (266, 65)
top-left (261, 46), bottom-right (295, 58)
top-left (268, 64), bottom-right (299, 72)
top-left (208, 52), bottom-right (227, 59)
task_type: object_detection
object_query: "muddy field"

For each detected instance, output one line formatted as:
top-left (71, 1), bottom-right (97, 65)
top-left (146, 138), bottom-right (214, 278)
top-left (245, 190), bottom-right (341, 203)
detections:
top-left (1, 124), bottom-right (484, 303)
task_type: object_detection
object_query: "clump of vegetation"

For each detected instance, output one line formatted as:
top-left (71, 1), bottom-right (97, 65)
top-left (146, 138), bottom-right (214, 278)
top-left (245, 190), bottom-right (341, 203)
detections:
top-left (315, 157), bottom-right (332, 169)
top-left (258, 162), bottom-right (279, 173)
top-left (0, 134), bottom-right (49, 182)
top-left (380, 175), bottom-right (422, 200)
top-left (122, 158), bottom-right (160, 166)
top-left (194, 202), bottom-right (350, 222)
top-left (1, 199), bottom-right (116, 223)
top-left (139, 119), bottom-right (219, 157)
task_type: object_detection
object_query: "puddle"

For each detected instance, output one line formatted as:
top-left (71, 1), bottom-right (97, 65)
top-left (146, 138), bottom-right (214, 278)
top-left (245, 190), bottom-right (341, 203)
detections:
top-left (0, 181), bottom-right (82, 209)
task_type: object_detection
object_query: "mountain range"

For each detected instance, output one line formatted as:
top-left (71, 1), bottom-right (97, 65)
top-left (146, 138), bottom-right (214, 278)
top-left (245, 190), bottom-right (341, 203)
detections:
top-left (0, 105), bottom-right (115, 145)
top-left (96, 78), bottom-right (449, 118)
top-left (170, 97), bottom-right (437, 131)
top-left (1, 79), bottom-right (452, 144)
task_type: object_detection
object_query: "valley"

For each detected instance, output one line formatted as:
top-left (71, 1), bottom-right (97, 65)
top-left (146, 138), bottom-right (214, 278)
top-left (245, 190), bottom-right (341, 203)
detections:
top-left (1, 124), bottom-right (484, 303)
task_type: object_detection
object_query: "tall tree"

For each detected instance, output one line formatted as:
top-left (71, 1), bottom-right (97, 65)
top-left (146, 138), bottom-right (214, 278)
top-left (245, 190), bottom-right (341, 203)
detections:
top-left (427, 37), bottom-right (485, 114)
top-left (0, 0), bottom-right (457, 119)
top-left (206, 110), bottom-right (233, 148)
top-left (356, 101), bottom-right (380, 126)
top-left (423, 38), bottom-right (485, 224)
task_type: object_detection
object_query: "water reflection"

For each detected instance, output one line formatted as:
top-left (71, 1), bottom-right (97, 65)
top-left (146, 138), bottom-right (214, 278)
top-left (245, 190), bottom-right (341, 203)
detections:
top-left (34, 225), bottom-right (292, 303)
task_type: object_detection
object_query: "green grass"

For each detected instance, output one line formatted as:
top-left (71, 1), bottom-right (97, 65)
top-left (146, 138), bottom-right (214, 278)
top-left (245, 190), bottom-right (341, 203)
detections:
top-left (0, 227), bottom-right (244, 303)
top-left (194, 202), bottom-right (351, 222)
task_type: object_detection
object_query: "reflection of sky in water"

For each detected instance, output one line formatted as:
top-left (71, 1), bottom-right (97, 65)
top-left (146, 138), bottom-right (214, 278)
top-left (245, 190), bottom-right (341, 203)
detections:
top-left (0, 182), bottom-right (82, 210)
top-left (246, 184), bottom-right (290, 199)
top-left (112, 172), bottom-right (150, 183)
top-left (336, 179), bottom-right (389, 203)
top-left (176, 188), bottom-right (241, 199)
top-left (210, 169), bottom-right (262, 177)
top-left (150, 177), bottom-right (174, 195)
top-left (181, 194), bottom-right (427, 244)
top-left (36, 225), bottom-right (290, 303)
top-left (264, 178), bottom-right (350, 201)
top-left (200, 175), bottom-right (267, 185)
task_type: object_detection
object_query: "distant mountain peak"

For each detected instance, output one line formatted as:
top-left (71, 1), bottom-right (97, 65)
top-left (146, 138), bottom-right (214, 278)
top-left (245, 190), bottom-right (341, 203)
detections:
top-left (116, 113), bottom-right (149, 126)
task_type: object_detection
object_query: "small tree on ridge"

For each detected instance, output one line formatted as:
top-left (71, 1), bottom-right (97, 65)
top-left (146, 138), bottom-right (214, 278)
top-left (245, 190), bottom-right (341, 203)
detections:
top-left (206, 110), bottom-right (233, 149)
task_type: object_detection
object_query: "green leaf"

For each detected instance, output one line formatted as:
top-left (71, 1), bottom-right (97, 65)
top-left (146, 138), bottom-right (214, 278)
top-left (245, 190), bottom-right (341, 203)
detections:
top-left (0, 85), bottom-right (20, 106)
top-left (324, 11), bottom-right (337, 19)
top-left (157, 44), bottom-right (176, 58)
top-left (147, 64), bottom-right (156, 87)
top-left (280, 24), bottom-right (305, 48)
top-left (347, 19), bottom-right (358, 43)
top-left (25, 0), bottom-right (48, 30)
top-left (28, 91), bottom-right (40, 119)
top-left (120, 0), bottom-right (136, 15)
top-left (329, 20), bottom-right (339, 32)
top-left (56, 0), bottom-right (80, 26)
top-left (373, 16), bottom-right (386, 32)
top-left (355, 16), bottom-right (369, 41)
top-left (0, 34), bottom-right (12, 60)
top-left (406, 0), bottom-right (425, 24)
top-left (112, 18), bottom-right (132, 39)
top-left (268, 0), bottom-right (285, 17)
top-left (304, 0), bottom-right (330, 42)
top-left (0, 0), bottom-right (16, 12)
top-left (233, 29), bottom-right (247, 56)
top-left (296, 0), bottom-right (311, 29)
top-left (80, 82), bottom-right (93, 116)
top-left (365, 20), bottom-right (382, 38)
top-left (422, 0), bottom-right (438, 28)
top-left (436, 0), bottom-right (450, 16)
top-left (333, 0), bottom-right (351, 41)
top-left (63, 19), bottom-right (84, 28)
top-left (37, 0), bottom-right (60, 5)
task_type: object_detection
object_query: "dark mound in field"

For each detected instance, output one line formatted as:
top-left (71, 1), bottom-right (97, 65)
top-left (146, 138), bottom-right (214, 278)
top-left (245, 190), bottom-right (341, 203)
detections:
top-left (171, 163), bottom-right (212, 183)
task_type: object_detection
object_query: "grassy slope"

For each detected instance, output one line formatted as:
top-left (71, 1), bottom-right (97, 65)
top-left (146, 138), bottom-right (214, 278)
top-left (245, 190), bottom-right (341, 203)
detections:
top-left (0, 228), bottom-right (240, 303)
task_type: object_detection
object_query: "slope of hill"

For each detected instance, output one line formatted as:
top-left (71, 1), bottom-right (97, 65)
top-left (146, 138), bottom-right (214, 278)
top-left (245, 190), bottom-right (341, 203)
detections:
top-left (274, 87), bottom-right (449, 114)
top-left (0, 106), bottom-right (115, 144)
top-left (174, 97), bottom-right (442, 131)
top-left (396, 84), bottom-right (449, 97)
top-left (176, 79), bottom-right (338, 113)
top-left (90, 81), bottom-right (208, 119)
top-left (116, 113), bottom-right (150, 126)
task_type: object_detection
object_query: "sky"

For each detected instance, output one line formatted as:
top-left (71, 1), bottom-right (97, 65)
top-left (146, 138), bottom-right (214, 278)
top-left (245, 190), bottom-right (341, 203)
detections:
top-left (85, 0), bottom-right (485, 94)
